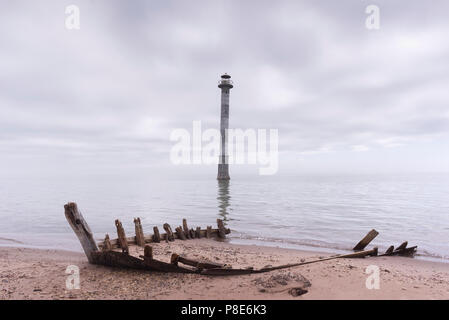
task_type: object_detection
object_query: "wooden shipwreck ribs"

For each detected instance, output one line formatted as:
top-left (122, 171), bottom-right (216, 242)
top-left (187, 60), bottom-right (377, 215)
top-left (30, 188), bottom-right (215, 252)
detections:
top-left (64, 202), bottom-right (418, 276)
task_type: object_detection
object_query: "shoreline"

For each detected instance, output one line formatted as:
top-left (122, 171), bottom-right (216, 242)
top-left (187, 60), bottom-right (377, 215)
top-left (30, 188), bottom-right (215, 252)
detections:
top-left (1, 232), bottom-right (448, 265)
top-left (1, 239), bottom-right (448, 300)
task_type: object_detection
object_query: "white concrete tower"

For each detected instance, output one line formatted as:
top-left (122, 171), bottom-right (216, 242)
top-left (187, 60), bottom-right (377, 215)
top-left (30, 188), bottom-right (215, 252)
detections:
top-left (217, 73), bottom-right (233, 180)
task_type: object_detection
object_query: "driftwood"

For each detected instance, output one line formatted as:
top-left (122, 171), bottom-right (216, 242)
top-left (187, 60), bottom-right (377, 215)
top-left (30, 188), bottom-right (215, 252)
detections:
top-left (353, 229), bottom-right (379, 251)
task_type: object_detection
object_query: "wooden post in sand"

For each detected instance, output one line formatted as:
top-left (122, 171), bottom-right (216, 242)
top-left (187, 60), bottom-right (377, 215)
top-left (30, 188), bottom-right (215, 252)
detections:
top-left (64, 202), bottom-right (99, 263)
top-left (134, 218), bottom-right (145, 247)
top-left (206, 226), bottom-right (212, 239)
top-left (144, 245), bottom-right (153, 260)
top-left (102, 234), bottom-right (112, 252)
top-left (163, 223), bottom-right (174, 241)
top-left (153, 226), bottom-right (161, 243)
top-left (115, 219), bottom-right (129, 254)
top-left (196, 227), bottom-right (202, 238)
top-left (353, 229), bottom-right (379, 251)
top-left (385, 246), bottom-right (394, 255)
top-left (396, 241), bottom-right (408, 251)
top-left (183, 219), bottom-right (191, 239)
top-left (175, 226), bottom-right (187, 240)
top-left (217, 219), bottom-right (226, 239)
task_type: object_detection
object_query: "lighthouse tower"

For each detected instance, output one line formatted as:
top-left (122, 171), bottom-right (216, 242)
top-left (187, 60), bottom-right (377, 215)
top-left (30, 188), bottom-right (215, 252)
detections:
top-left (217, 74), bottom-right (233, 180)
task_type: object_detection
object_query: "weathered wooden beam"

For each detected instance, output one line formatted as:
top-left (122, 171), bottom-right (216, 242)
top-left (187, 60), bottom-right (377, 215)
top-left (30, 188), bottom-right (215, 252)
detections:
top-left (201, 248), bottom-right (380, 276)
top-left (64, 202), bottom-right (99, 263)
top-left (196, 227), bottom-right (201, 238)
top-left (163, 223), bottom-right (175, 241)
top-left (385, 246), bottom-right (394, 255)
top-left (189, 228), bottom-right (195, 239)
top-left (152, 226), bottom-right (161, 243)
top-left (97, 227), bottom-right (231, 249)
top-left (134, 217), bottom-right (145, 247)
top-left (102, 234), bottom-right (112, 252)
top-left (396, 241), bottom-right (408, 251)
top-left (379, 245), bottom-right (417, 257)
top-left (115, 219), bottom-right (129, 254)
top-left (142, 255), bottom-right (196, 273)
top-left (175, 226), bottom-right (187, 240)
top-left (183, 219), bottom-right (191, 239)
top-left (396, 246), bottom-right (417, 257)
top-left (171, 253), bottom-right (179, 265)
top-left (217, 219), bottom-right (226, 238)
top-left (175, 255), bottom-right (224, 269)
top-left (206, 226), bottom-right (212, 239)
top-left (144, 245), bottom-right (153, 260)
top-left (353, 229), bottom-right (379, 251)
top-left (92, 251), bottom-right (149, 270)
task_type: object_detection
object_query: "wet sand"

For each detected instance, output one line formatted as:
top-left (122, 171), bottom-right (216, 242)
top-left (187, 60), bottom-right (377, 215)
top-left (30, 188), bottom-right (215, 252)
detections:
top-left (1, 239), bottom-right (448, 300)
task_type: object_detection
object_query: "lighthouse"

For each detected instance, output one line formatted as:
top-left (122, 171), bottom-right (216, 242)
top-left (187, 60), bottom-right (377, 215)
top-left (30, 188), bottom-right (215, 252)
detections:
top-left (217, 74), bottom-right (233, 180)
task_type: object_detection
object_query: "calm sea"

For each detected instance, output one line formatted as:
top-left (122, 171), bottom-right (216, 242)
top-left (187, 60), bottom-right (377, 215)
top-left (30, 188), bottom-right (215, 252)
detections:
top-left (0, 172), bottom-right (448, 262)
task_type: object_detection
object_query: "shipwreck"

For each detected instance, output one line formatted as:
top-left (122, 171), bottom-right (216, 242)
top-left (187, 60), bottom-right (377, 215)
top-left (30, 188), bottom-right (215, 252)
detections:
top-left (65, 202), bottom-right (418, 276)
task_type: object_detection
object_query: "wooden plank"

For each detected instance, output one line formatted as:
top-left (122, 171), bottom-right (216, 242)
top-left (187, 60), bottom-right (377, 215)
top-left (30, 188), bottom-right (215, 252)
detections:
top-left (189, 228), bottom-right (195, 239)
top-left (183, 219), bottom-right (191, 239)
top-left (380, 245), bottom-right (417, 257)
top-left (217, 219), bottom-right (226, 238)
top-left (97, 227), bottom-right (231, 249)
top-left (176, 255), bottom-right (224, 269)
top-left (64, 202), bottom-right (99, 263)
top-left (396, 241), bottom-right (408, 251)
top-left (163, 223), bottom-right (175, 241)
top-left (396, 246), bottom-right (417, 257)
top-left (144, 245), bottom-right (153, 260)
top-left (175, 226), bottom-right (187, 240)
top-left (142, 256), bottom-right (197, 273)
top-left (385, 246), bottom-right (394, 255)
top-left (353, 229), bottom-right (379, 251)
top-left (171, 253), bottom-right (179, 265)
top-left (196, 227), bottom-right (201, 238)
top-left (206, 226), bottom-right (212, 239)
top-left (115, 219), bottom-right (129, 254)
top-left (201, 248), bottom-right (380, 276)
top-left (102, 234), bottom-right (112, 252)
top-left (152, 226), bottom-right (161, 243)
top-left (134, 217), bottom-right (145, 247)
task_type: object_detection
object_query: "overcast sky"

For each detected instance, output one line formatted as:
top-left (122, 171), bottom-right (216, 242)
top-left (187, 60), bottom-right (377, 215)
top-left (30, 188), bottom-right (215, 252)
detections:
top-left (1, 0), bottom-right (449, 177)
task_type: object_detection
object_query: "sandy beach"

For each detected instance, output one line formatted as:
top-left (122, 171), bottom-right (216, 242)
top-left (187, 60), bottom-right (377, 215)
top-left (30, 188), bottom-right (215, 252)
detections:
top-left (1, 239), bottom-right (448, 300)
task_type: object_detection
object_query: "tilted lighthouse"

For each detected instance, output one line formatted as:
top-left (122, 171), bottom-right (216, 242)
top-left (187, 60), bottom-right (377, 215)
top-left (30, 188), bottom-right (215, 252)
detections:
top-left (217, 74), bottom-right (233, 180)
